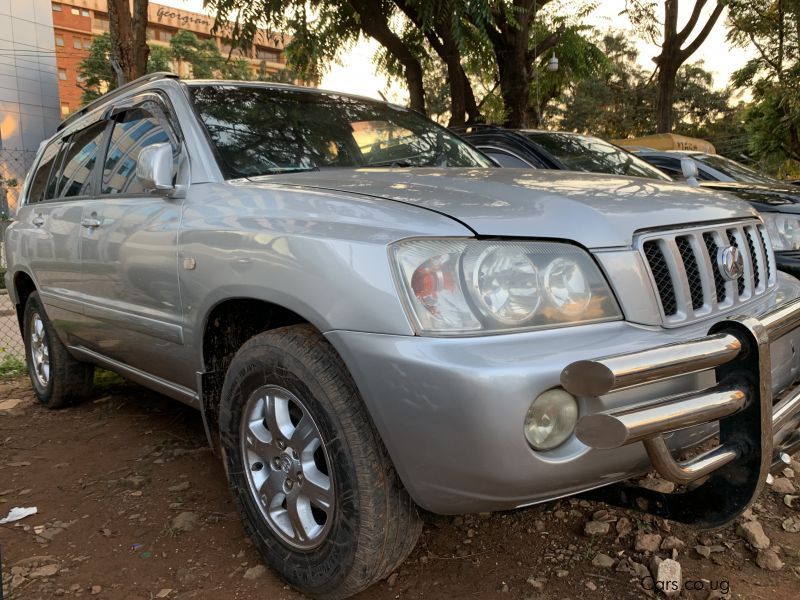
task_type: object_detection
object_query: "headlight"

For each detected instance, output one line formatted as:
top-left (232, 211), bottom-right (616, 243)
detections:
top-left (391, 239), bottom-right (621, 335)
top-left (762, 212), bottom-right (800, 251)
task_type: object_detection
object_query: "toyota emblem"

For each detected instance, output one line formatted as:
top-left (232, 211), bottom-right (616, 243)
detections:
top-left (718, 246), bottom-right (744, 281)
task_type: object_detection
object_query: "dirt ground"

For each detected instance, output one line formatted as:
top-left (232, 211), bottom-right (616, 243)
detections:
top-left (1, 374), bottom-right (800, 600)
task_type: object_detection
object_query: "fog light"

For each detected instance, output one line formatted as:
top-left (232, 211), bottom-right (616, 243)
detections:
top-left (524, 388), bottom-right (578, 450)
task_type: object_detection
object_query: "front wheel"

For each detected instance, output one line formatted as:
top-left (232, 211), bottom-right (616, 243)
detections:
top-left (23, 292), bottom-right (94, 408)
top-left (219, 324), bottom-right (422, 598)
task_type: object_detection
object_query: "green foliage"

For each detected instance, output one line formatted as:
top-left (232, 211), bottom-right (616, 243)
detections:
top-left (0, 353), bottom-right (26, 379)
top-left (76, 30), bottom-right (264, 107)
top-left (727, 0), bottom-right (800, 176)
top-left (558, 32), bottom-right (741, 141)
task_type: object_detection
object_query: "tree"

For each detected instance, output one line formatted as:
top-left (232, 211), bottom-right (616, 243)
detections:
top-left (559, 32), bottom-right (739, 140)
top-left (77, 32), bottom-right (256, 106)
top-left (625, 0), bottom-right (725, 133)
top-left (207, 0), bottom-right (429, 113)
top-left (107, 0), bottom-right (150, 84)
top-left (727, 0), bottom-right (800, 174)
top-left (464, 0), bottom-right (566, 128)
top-left (78, 33), bottom-right (172, 104)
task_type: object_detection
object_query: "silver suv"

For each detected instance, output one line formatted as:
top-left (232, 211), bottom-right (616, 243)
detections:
top-left (5, 74), bottom-right (800, 599)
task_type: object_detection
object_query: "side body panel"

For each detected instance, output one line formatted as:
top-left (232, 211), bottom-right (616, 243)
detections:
top-left (77, 196), bottom-right (189, 386)
top-left (14, 200), bottom-right (86, 345)
top-left (177, 182), bottom-right (472, 362)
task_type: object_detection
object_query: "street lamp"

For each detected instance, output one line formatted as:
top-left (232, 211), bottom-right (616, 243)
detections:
top-left (547, 52), bottom-right (559, 72)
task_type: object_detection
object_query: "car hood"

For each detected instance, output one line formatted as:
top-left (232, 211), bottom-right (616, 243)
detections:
top-left (699, 181), bottom-right (800, 209)
top-left (255, 168), bottom-right (757, 248)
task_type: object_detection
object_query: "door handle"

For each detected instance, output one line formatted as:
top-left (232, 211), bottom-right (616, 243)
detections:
top-left (81, 217), bottom-right (101, 229)
top-left (32, 215), bottom-right (44, 227)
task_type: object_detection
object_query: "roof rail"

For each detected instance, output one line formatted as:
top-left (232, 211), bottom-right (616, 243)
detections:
top-left (57, 71), bottom-right (180, 132)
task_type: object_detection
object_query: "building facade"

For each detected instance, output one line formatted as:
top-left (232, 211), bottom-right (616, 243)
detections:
top-left (51, 0), bottom-right (289, 115)
top-left (1, 0), bottom-right (62, 213)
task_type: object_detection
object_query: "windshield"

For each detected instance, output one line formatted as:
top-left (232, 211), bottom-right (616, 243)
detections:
top-left (189, 84), bottom-right (493, 178)
top-left (524, 132), bottom-right (673, 181)
top-left (692, 154), bottom-right (780, 185)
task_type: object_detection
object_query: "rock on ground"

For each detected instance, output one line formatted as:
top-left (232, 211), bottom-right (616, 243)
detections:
top-left (171, 511), bottom-right (199, 533)
top-left (243, 565), bottom-right (267, 580)
top-left (635, 532), bottom-right (663, 553)
top-left (756, 549), bottom-right (784, 571)
top-left (737, 521), bottom-right (771, 550)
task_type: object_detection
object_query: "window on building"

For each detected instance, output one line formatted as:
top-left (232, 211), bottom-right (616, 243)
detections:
top-left (52, 3), bottom-right (62, 11)
top-left (94, 15), bottom-right (109, 31)
top-left (73, 38), bottom-right (82, 49)
top-left (71, 8), bottom-right (79, 15)
top-left (58, 69), bottom-right (67, 80)
top-left (81, 9), bottom-right (89, 16)
top-left (61, 105), bottom-right (70, 116)
top-left (55, 36), bottom-right (64, 46)
top-left (256, 47), bottom-right (279, 62)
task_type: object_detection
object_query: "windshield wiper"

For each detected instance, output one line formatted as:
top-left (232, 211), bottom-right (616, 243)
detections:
top-left (361, 159), bottom-right (416, 168)
top-left (251, 166), bottom-right (320, 177)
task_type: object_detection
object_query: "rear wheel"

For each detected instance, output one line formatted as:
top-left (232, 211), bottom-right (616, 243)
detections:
top-left (219, 324), bottom-right (421, 598)
top-left (23, 292), bottom-right (94, 408)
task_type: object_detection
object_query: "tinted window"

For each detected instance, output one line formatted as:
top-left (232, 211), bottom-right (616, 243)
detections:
top-left (102, 104), bottom-right (175, 195)
top-left (484, 149), bottom-right (533, 168)
top-left (52, 122), bottom-right (108, 198)
top-left (189, 85), bottom-right (492, 178)
top-left (643, 157), bottom-right (684, 179)
top-left (693, 154), bottom-right (779, 185)
top-left (27, 142), bottom-right (61, 204)
top-left (44, 141), bottom-right (71, 200)
top-left (525, 132), bottom-right (673, 181)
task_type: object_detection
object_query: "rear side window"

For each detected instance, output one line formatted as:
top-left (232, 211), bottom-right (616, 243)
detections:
top-left (101, 104), bottom-right (176, 195)
top-left (52, 121), bottom-right (108, 199)
top-left (26, 142), bottom-right (61, 204)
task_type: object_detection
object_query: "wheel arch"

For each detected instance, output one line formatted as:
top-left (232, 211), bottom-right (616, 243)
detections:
top-left (12, 269), bottom-right (38, 336)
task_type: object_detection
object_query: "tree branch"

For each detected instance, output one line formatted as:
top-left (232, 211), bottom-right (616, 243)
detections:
top-left (676, 0), bottom-right (708, 43)
top-left (680, 1), bottom-right (724, 60)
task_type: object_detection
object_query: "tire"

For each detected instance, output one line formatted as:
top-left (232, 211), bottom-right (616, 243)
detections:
top-left (23, 292), bottom-right (94, 408)
top-left (219, 324), bottom-right (422, 599)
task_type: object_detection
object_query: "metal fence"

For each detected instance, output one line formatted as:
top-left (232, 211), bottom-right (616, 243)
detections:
top-left (1, 148), bottom-right (34, 366)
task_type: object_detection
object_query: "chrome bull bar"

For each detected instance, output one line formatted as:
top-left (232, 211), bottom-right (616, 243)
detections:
top-left (560, 296), bottom-right (800, 527)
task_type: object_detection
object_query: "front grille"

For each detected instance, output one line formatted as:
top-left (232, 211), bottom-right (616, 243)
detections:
top-left (639, 221), bottom-right (776, 326)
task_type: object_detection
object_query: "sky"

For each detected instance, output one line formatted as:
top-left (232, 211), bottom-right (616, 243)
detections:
top-left (160, 0), bottom-right (754, 102)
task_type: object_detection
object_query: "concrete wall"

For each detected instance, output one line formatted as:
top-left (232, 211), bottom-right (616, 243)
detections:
top-left (0, 0), bottom-right (61, 212)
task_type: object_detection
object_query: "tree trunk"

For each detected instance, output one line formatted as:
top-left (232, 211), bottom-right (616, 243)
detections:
top-left (349, 0), bottom-right (426, 114)
top-left (497, 42), bottom-right (531, 128)
top-left (656, 62), bottom-right (678, 133)
top-left (652, 0), bottom-right (725, 133)
top-left (108, 0), bottom-right (149, 84)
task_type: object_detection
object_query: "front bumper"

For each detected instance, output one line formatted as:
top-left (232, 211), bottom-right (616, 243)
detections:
top-left (327, 284), bottom-right (800, 521)
top-left (564, 297), bottom-right (800, 526)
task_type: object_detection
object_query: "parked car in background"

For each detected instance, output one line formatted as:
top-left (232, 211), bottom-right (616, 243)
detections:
top-left (6, 74), bottom-right (800, 598)
top-left (456, 125), bottom-right (673, 180)
top-left (637, 151), bottom-right (800, 278)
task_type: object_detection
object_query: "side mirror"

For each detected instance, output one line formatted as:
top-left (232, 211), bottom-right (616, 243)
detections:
top-left (136, 143), bottom-right (175, 194)
top-left (680, 157), bottom-right (700, 187)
